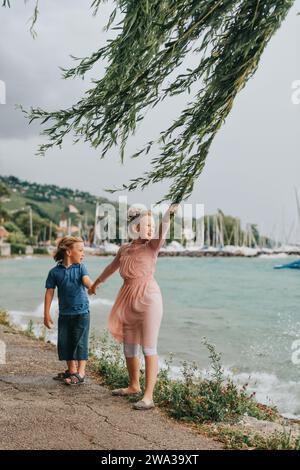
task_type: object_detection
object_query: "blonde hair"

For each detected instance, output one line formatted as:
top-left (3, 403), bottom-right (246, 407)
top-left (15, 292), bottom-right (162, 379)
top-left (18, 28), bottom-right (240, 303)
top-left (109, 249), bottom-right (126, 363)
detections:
top-left (127, 207), bottom-right (153, 225)
top-left (53, 236), bottom-right (83, 262)
top-left (127, 207), bottom-right (154, 241)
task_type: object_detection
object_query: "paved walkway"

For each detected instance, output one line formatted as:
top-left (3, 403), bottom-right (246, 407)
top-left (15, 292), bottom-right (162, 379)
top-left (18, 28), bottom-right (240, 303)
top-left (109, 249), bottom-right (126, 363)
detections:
top-left (0, 325), bottom-right (222, 450)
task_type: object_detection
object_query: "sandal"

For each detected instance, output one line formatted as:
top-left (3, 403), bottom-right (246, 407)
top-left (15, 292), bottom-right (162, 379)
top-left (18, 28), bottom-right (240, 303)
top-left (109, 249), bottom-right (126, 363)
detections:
top-left (64, 373), bottom-right (85, 386)
top-left (53, 369), bottom-right (71, 381)
top-left (112, 388), bottom-right (141, 397)
top-left (132, 400), bottom-right (155, 410)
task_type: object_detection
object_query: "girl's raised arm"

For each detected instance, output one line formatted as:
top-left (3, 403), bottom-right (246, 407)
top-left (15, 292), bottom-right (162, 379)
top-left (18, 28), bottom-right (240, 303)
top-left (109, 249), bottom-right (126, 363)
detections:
top-left (149, 203), bottom-right (179, 253)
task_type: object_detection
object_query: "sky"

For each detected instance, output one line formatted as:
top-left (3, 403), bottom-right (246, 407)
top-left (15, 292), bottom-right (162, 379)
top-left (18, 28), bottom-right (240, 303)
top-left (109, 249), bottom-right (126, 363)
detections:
top-left (0, 0), bottom-right (299, 242)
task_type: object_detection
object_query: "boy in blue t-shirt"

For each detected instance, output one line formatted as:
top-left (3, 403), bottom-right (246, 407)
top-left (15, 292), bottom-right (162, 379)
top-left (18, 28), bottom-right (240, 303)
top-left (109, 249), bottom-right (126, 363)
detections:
top-left (44, 236), bottom-right (93, 385)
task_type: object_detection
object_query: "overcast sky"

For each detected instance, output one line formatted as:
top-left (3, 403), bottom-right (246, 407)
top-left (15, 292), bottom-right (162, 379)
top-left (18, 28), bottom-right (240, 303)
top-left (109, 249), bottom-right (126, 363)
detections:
top-left (0, 0), bottom-right (299, 242)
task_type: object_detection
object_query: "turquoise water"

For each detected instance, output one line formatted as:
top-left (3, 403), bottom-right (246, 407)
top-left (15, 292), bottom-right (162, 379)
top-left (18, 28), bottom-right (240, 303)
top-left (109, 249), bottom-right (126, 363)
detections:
top-left (0, 255), bottom-right (299, 418)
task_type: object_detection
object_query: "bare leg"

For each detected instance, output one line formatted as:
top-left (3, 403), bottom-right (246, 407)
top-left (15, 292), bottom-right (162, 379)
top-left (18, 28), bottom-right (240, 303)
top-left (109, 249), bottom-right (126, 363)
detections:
top-left (78, 360), bottom-right (87, 378)
top-left (67, 360), bottom-right (77, 374)
top-left (119, 356), bottom-right (141, 394)
top-left (142, 355), bottom-right (158, 404)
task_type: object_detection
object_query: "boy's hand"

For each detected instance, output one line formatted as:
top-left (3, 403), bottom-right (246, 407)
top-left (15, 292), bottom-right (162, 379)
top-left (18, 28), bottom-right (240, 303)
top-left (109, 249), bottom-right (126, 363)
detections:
top-left (88, 284), bottom-right (97, 296)
top-left (44, 316), bottom-right (54, 329)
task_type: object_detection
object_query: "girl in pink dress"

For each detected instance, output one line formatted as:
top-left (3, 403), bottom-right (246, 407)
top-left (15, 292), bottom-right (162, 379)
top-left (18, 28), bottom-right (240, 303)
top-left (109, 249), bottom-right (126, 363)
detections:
top-left (90, 204), bottom-right (178, 410)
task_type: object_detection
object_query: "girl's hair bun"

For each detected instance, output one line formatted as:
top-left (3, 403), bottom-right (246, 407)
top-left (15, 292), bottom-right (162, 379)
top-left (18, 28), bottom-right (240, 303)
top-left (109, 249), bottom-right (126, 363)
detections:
top-left (127, 206), bottom-right (152, 225)
top-left (127, 206), bottom-right (143, 224)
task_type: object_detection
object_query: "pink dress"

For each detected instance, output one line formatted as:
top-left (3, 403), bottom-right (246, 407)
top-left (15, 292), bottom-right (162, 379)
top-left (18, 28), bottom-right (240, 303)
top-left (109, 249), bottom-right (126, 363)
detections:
top-left (98, 219), bottom-right (169, 349)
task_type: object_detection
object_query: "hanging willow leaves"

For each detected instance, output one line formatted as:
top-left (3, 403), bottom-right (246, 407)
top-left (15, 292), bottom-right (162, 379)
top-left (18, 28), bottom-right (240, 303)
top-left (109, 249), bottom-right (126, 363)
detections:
top-left (2, 0), bottom-right (295, 203)
top-left (2, 0), bottom-right (39, 37)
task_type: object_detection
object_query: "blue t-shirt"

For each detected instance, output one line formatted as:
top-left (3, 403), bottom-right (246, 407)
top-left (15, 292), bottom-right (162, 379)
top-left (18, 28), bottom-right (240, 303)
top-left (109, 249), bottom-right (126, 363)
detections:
top-left (45, 262), bottom-right (89, 315)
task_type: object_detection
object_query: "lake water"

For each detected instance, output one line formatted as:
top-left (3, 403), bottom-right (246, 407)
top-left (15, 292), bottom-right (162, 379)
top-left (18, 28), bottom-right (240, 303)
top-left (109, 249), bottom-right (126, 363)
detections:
top-left (0, 255), bottom-right (299, 419)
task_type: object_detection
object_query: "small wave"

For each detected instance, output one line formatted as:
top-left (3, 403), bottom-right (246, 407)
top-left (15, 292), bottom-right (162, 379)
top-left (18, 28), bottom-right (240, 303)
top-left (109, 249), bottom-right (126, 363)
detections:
top-left (223, 367), bottom-right (300, 420)
top-left (162, 360), bottom-right (300, 420)
top-left (9, 297), bottom-right (114, 320)
top-left (89, 298), bottom-right (114, 307)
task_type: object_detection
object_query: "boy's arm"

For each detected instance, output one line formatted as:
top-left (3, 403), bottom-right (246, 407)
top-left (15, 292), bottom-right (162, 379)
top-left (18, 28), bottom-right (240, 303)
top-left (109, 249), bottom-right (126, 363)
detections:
top-left (44, 288), bottom-right (54, 329)
top-left (82, 275), bottom-right (93, 290)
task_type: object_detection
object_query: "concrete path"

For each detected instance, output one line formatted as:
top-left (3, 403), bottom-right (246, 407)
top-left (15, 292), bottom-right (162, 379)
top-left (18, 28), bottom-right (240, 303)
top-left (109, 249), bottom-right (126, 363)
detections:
top-left (0, 325), bottom-right (222, 450)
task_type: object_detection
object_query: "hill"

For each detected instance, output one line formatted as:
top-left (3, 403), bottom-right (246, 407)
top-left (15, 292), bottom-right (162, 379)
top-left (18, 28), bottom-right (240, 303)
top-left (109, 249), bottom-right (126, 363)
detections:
top-left (0, 175), bottom-right (114, 225)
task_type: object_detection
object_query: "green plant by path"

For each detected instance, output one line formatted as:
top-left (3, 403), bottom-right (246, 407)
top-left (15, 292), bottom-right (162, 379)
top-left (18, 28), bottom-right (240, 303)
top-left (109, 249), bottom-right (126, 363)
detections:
top-left (0, 310), bottom-right (10, 327)
top-left (204, 424), bottom-right (300, 450)
top-left (90, 332), bottom-right (278, 424)
top-left (24, 319), bottom-right (35, 338)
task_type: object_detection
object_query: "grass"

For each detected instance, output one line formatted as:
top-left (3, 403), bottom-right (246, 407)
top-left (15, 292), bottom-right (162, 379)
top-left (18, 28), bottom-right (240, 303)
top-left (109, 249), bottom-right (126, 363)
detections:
top-left (0, 309), bottom-right (10, 326)
top-left (24, 319), bottom-right (35, 338)
top-left (0, 312), bottom-right (40, 341)
top-left (203, 424), bottom-right (300, 450)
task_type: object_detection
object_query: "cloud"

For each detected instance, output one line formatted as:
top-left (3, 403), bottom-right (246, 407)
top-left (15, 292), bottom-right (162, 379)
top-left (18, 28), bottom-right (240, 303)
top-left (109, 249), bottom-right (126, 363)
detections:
top-left (0, 0), bottom-right (299, 240)
top-left (0, 0), bottom-right (112, 138)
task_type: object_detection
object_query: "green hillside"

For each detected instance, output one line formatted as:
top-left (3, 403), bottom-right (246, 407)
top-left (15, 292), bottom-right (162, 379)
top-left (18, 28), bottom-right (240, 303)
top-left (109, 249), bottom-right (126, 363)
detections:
top-left (0, 175), bottom-right (114, 223)
top-left (0, 175), bottom-right (272, 252)
top-left (0, 175), bottom-right (118, 251)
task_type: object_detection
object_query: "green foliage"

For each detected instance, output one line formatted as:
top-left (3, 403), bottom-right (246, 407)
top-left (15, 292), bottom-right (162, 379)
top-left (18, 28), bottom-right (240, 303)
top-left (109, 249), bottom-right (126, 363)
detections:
top-left (33, 247), bottom-right (48, 255)
top-left (153, 339), bottom-right (277, 423)
top-left (207, 425), bottom-right (300, 450)
top-left (10, 243), bottom-right (26, 255)
top-left (0, 175), bottom-right (113, 227)
top-left (2, 0), bottom-right (39, 37)
top-left (0, 182), bottom-right (10, 222)
top-left (7, 230), bottom-right (27, 245)
top-left (25, 319), bottom-right (35, 338)
top-left (91, 331), bottom-right (134, 389)
top-left (0, 309), bottom-right (10, 326)
top-left (92, 333), bottom-right (278, 424)
top-left (38, 325), bottom-right (47, 342)
top-left (0, 182), bottom-right (10, 199)
top-left (0, 206), bottom-right (10, 222)
top-left (13, 0), bottom-right (294, 203)
top-left (3, 221), bottom-right (21, 233)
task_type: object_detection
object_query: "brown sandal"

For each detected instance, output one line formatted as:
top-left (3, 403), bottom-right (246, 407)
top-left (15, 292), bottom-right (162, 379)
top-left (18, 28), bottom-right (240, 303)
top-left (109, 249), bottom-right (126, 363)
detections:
top-left (53, 370), bottom-right (71, 381)
top-left (64, 373), bottom-right (85, 386)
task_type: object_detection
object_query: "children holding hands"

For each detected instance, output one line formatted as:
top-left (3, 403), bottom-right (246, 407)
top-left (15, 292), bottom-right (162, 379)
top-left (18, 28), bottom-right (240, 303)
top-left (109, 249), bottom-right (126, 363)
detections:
top-left (44, 203), bottom-right (179, 409)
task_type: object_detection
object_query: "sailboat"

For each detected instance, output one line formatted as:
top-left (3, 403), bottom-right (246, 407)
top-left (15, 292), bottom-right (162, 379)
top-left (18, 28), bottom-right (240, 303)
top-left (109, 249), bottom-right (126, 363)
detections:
top-left (274, 188), bottom-right (300, 270)
top-left (274, 259), bottom-right (300, 269)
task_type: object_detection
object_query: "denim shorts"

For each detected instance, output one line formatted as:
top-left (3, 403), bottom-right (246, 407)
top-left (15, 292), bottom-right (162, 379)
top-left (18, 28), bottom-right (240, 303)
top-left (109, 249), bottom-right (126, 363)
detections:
top-left (57, 313), bottom-right (90, 361)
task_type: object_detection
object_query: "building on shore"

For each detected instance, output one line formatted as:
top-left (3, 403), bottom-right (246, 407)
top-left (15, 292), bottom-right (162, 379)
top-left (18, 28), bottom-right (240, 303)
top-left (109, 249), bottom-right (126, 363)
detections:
top-left (0, 225), bottom-right (11, 256)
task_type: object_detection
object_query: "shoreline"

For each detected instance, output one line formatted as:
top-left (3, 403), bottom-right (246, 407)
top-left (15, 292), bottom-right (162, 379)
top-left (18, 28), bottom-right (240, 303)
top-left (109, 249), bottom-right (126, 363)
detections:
top-left (1, 250), bottom-right (300, 260)
top-left (0, 321), bottom-right (222, 450)
top-left (0, 314), bottom-right (299, 450)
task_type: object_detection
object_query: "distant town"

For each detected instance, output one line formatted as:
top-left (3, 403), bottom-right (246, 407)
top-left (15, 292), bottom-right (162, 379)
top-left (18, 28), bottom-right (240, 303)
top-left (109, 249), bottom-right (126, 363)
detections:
top-left (0, 175), bottom-right (299, 258)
